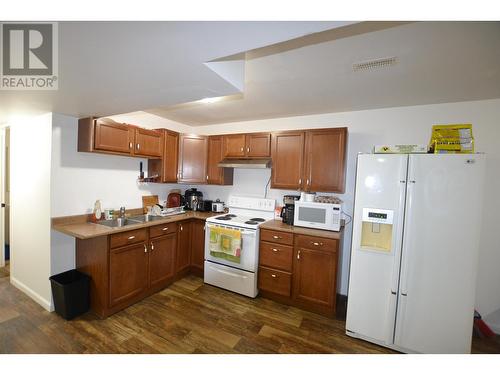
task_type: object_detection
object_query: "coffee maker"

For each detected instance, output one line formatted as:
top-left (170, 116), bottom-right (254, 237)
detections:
top-left (281, 195), bottom-right (300, 225)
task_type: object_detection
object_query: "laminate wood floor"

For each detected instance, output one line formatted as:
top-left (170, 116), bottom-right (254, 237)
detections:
top-left (1, 266), bottom-right (499, 354)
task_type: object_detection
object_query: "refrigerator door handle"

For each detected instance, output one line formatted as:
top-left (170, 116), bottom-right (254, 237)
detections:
top-left (399, 176), bottom-right (415, 296)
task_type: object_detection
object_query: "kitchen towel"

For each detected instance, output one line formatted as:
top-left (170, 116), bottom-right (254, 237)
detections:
top-left (209, 226), bottom-right (242, 263)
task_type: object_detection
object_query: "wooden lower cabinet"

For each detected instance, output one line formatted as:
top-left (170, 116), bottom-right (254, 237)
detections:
top-left (176, 220), bottom-right (192, 275)
top-left (76, 218), bottom-right (206, 318)
top-left (149, 232), bottom-right (177, 291)
top-left (258, 228), bottom-right (340, 316)
top-left (190, 220), bottom-right (205, 276)
top-left (109, 242), bottom-right (149, 308)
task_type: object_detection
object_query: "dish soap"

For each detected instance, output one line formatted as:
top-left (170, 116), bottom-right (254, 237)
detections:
top-left (92, 200), bottom-right (103, 222)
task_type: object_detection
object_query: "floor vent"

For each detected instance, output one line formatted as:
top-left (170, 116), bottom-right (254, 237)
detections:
top-left (353, 56), bottom-right (397, 71)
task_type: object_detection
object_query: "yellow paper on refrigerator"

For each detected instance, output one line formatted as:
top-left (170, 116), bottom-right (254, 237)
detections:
top-left (429, 124), bottom-right (474, 154)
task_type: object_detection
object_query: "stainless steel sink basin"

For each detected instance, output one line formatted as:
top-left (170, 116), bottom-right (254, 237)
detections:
top-left (128, 214), bottom-right (166, 223)
top-left (97, 217), bottom-right (142, 227)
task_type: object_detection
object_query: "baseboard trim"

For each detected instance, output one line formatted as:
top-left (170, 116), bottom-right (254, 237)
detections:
top-left (336, 293), bottom-right (347, 320)
top-left (10, 276), bottom-right (53, 312)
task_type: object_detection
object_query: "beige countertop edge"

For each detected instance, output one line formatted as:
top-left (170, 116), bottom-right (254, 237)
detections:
top-left (260, 220), bottom-right (343, 240)
top-left (52, 211), bottom-right (218, 240)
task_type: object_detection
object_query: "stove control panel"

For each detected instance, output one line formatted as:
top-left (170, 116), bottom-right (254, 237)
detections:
top-left (227, 196), bottom-right (276, 212)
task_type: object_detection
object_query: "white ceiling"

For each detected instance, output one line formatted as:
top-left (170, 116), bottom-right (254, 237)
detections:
top-left (147, 21), bottom-right (500, 125)
top-left (0, 21), bottom-right (349, 124)
top-left (2, 21), bottom-right (499, 126)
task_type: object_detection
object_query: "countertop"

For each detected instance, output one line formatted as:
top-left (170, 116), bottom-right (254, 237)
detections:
top-left (259, 220), bottom-right (343, 240)
top-left (52, 210), bottom-right (219, 240)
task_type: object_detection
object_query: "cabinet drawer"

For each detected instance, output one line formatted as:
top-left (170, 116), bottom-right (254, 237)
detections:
top-left (258, 266), bottom-right (291, 297)
top-left (259, 241), bottom-right (293, 272)
top-left (110, 229), bottom-right (147, 249)
top-left (149, 222), bottom-right (178, 238)
top-left (295, 235), bottom-right (337, 252)
top-left (260, 229), bottom-right (293, 246)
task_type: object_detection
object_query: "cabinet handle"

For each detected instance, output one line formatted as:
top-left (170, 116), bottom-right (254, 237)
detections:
top-left (306, 179), bottom-right (310, 185)
top-left (128, 236), bottom-right (135, 240)
top-left (136, 143), bottom-right (140, 150)
top-left (129, 142), bottom-right (133, 149)
top-left (247, 147), bottom-right (250, 153)
top-left (272, 235), bottom-right (281, 239)
top-left (180, 225), bottom-right (183, 231)
top-left (299, 178), bottom-right (302, 185)
top-left (297, 250), bottom-right (301, 260)
top-left (144, 244), bottom-right (148, 253)
top-left (311, 241), bottom-right (323, 246)
top-left (206, 175), bottom-right (209, 180)
top-left (272, 248), bottom-right (279, 253)
top-left (271, 274), bottom-right (277, 278)
top-left (150, 242), bottom-right (154, 251)
top-left (162, 227), bottom-right (169, 231)
top-left (240, 147), bottom-right (244, 152)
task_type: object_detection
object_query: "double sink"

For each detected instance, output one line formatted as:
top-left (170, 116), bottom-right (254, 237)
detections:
top-left (98, 214), bottom-right (168, 228)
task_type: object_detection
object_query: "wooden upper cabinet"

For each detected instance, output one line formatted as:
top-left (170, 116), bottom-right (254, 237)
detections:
top-left (222, 134), bottom-right (246, 158)
top-left (304, 128), bottom-right (347, 193)
top-left (133, 127), bottom-right (163, 158)
top-left (222, 133), bottom-right (271, 158)
top-left (246, 133), bottom-right (271, 157)
top-left (148, 129), bottom-right (179, 183)
top-left (207, 136), bottom-right (233, 185)
top-left (94, 120), bottom-right (135, 154)
top-left (178, 135), bottom-right (208, 184)
top-left (271, 131), bottom-right (305, 190)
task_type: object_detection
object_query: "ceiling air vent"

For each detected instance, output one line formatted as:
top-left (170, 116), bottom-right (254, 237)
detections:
top-left (353, 56), bottom-right (397, 71)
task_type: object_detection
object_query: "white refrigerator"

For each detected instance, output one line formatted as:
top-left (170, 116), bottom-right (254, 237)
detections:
top-left (346, 153), bottom-right (485, 353)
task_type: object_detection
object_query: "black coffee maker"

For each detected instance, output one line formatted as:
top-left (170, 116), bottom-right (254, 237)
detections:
top-left (280, 195), bottom-right (300, 225)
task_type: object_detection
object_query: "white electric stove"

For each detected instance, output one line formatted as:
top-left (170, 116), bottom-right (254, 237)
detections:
top-left (204, 196), bottom-right (276, 297)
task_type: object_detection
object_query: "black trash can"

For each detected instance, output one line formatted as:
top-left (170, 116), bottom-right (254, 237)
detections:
top-left (49, 269), bottom-right (90, 320)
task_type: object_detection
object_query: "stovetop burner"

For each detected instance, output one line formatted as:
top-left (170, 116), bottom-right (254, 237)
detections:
top-left (245, 221), bottom-right (258, 225)
top-left (250, 218), bottom-right (265, 222)
top-left (225, 214), bottom-right (237, 218)
top-left (215, 216), bottom-right (232, 221)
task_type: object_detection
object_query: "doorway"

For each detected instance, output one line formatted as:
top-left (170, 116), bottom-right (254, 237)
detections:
top-left (0, 126), bottom-right (9, 273)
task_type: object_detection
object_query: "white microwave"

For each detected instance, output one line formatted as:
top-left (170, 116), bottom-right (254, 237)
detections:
top-left (293, 201), bottom-right (342, 231)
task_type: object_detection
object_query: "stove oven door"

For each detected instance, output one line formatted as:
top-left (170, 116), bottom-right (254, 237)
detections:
top-left (204, 223), bottom-right (258, 272)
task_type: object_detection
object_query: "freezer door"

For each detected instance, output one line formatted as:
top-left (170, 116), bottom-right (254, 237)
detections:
top-left (395, 154), bottom-right (485, 353)
top-left (346, 154), bottom-right (408, 345)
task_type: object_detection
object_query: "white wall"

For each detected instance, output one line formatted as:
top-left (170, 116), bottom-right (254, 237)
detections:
top-left (50, 98), bottom-right (500, 326)
top-left (10, 113), bottom-right (53, 310)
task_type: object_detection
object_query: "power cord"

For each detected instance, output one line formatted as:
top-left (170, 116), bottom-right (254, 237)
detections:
top-left (342, 209), bottom-right (353, 226)
top-left (264, 175), bottom-right (271, 198)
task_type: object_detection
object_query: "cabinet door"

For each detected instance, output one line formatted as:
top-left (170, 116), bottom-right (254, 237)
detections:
top-left (94, 121), bottom-right (134, 154)
top-left (134, 128), bottom-right (163, 157)
top-left (222, 134), bottom-right (246, 157)
top-left (176, 221), bottom-right (192, 274)
top-left (149, 232), bottom-right (177, 289)
top-left (109, 243), bottom-right (149, 307)
top-left (178, 135), bottom-right (208, 183)
top-left (293, 247), bottom-right (336, 308)
top-left (304, 128), bottom-right (347, 193)
top-left (270, 131), bottom-right (305, 190)
top-left (190, 220), bottom-right (205, 274)
top-left (246, 133), bottom-right (271, 158)
top-left (162, 130), bottom-right (179, 182)
top-left (207, 136), bottom-right (233, 185)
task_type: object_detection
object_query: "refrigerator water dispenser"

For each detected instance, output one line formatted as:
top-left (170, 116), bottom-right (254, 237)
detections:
top-left (360, 208), bottom-right (394, 252)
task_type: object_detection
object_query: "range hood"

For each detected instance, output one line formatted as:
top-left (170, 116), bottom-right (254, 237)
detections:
top-left (218, 158), bottom-right (271, 169)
